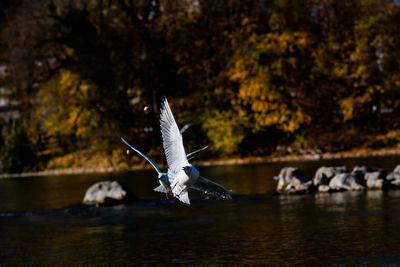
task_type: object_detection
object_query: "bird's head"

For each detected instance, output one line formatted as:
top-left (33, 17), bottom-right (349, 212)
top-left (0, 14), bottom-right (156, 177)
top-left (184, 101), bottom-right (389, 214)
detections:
top-left (182, 165), bottom-right (200, 179)
top-left (182, 166), bottom-right (191, 174)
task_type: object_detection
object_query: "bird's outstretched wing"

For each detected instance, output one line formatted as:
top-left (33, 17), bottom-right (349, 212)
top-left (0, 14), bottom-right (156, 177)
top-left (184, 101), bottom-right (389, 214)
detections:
top-left (120, 137), bottom-right (162, 175)
top-left (186, 145), bottom-right (208, 161)
top-left (190, 176), bottom-right (232, 199)
top-left (160, 98), bottom-right (189, 172)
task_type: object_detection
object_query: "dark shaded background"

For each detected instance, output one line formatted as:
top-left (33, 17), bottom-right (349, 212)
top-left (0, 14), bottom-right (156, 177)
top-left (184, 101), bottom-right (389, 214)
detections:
top-left (1, 0), bottom-right (400, 172)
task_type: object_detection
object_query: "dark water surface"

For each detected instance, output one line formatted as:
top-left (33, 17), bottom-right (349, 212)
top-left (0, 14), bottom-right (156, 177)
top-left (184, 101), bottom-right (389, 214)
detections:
top-left (1, 156), bottom-right (400, 266)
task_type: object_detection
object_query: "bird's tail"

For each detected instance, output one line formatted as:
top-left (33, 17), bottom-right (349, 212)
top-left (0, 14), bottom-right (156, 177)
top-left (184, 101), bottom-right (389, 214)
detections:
top-left (171, 182), bottom-right (190, 204)
top-left (175, 191), bottom-right (190, 204)
top-left (153, 185), bottom-right (168, 193)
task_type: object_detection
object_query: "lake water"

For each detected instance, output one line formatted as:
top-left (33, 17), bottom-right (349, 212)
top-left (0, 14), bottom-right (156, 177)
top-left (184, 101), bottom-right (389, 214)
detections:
top-left (1, 156), bottom-right (400, 265)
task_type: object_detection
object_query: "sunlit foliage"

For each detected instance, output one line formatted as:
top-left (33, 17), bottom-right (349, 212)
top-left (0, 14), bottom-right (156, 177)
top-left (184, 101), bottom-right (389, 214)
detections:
top-left (230, 31), bottom-right (313, 133)
top-left (201, 106), bottom-right (249, 155)
top-left (35, 70), bottom-right (100, 139)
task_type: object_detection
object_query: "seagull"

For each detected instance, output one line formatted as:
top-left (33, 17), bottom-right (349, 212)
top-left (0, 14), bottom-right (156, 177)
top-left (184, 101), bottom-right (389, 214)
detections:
top-left (120, 137), bottom-right (208, 199)
top-left (121, 137), bottom-right (172, 199)
top-left (160, 97), bottom-right (232, 204)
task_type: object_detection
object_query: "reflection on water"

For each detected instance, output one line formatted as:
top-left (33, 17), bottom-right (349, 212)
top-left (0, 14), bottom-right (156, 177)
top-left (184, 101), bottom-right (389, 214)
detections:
top-left (1, 156), bottom-right (400, 265)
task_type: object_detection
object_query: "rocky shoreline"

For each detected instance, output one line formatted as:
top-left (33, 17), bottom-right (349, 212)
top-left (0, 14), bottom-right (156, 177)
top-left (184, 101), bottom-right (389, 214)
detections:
top-left (2, 147), bottom-right (400, 179)
top-left (275, 165), bottom-right (400, 194)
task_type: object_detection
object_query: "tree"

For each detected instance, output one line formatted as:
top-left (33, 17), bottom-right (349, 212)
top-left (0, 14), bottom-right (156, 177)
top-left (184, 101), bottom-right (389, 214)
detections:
top-left (229, 20), bottom-right (314, 134)
top-left (1, 120), bottom-right (36, 173)
top-left (340, 0), bottom-right (400, 132)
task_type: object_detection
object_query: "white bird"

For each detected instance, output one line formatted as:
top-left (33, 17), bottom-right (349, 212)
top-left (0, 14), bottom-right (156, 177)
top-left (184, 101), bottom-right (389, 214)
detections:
top-left (160, 97), bottom-right (232, 204)
top-left (120, 137), bottom-right (209, 199)
top-left (121, 137), bottom-right (172, 199)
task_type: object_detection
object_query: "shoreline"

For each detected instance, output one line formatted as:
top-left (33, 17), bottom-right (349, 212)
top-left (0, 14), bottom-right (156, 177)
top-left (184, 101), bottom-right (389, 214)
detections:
top-left (2, 147), bottom-right (400, 179)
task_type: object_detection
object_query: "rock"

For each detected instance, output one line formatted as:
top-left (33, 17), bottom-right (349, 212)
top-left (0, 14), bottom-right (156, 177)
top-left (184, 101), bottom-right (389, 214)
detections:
top-left (276, 167), bottom-right (313, 194)
top-left (366, 178), bottom-right (385, 190)
top-left (83, 181), bottom-right (134, 206)
top-left (364, 171), bottom-right (386, 180)
top-left (387, 165), bottom-right (400, 188)
top-left (352, 165), bottom-right (385, 178)
top-left (328, 173), bottom-right (365, 191)
top-left (318, 184), bottom-right (330, 193)
top-left (365, 171), bottom-right (387, 190)
top-left (390, 179), bottom-right (400, 187)
top-left (352, 166), bottom-right (387, 189)
top-left (352, 166), bottom-right (367, 181)
top-left (313, 166), bottom-right (348, 187)
top-left (387, 165), bottom-right (400, 180)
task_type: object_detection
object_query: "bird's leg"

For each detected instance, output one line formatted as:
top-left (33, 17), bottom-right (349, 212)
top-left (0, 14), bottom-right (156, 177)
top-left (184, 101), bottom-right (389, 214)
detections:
top-left (171, 183), bottom-right (177, 191)
top-left (165, 190), bottom-right (173, 200)
top-left (177, 189), bottom-right (185, 196)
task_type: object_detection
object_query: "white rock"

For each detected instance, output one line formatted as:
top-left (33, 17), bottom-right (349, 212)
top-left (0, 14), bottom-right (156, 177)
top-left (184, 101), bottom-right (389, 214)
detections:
top-left (83, 181), bottom-right (130, 206)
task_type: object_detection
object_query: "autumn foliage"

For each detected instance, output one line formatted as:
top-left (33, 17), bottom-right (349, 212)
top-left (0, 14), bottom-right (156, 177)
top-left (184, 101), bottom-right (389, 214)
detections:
top-left (1, 0), bottom-right (400, 171)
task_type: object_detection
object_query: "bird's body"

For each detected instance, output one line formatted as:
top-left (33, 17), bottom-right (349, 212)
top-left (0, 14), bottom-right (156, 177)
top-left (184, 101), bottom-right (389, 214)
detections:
top-left (170, 165), bottom-right (199, 196)
top-left (121, 137), bottom-right (210, 200)
top-left (160, 98), bottom-right (199, 204)
top-left (160, 98), bottom-right (231, 204)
